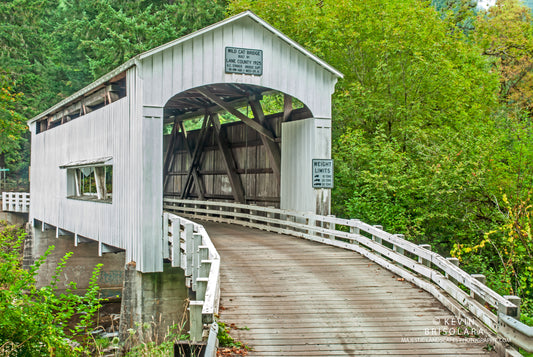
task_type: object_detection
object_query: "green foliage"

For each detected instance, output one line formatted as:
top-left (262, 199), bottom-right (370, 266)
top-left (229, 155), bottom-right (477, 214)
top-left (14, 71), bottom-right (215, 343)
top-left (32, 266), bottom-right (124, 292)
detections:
top-left (0, 223), bottom-right (104, 356)
top-left (452, 193), bottom-right (533, 316)
top-left (227, 0), bottom-right (533, 316)
top-left (124, 322), bottom-right (190, 357)
top-left (0, 0), bottom-right (226, 183)
top-left (216, 320), bottom-right (251, 350)
top-left (0, 75), bottom-right (27, 169)
top-left (57, 0), bottom-right (226, 79)
top-left (474, 0), bottom-right (533, 113)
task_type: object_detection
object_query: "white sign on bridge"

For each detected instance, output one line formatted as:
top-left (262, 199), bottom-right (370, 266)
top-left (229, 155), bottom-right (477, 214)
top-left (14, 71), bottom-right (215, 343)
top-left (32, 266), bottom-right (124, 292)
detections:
top-left (225, 47), bottom-right (263, 76)
top-left (312, 159), bottom-right (333, 188)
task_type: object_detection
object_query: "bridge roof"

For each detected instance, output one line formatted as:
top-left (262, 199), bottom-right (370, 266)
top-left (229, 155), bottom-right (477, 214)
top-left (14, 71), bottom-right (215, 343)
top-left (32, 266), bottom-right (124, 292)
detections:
top-left (29, 11), bottom-right (342, 125)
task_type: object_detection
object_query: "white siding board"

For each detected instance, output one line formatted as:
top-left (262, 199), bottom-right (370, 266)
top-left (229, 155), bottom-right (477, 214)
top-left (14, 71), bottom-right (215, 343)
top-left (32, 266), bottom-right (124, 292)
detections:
top-left (182, 40), bottom-right (194, 90)
top-left (212, 29), bottom-right (224, 83)
top-left (162, 49), bottom-right (174, 103)
top-left (172, 44), bottom-right (183, 95)
top-left (30, 99), bottom-right (130, 254)
top-left (192, 35), bottom-right (204, 88)
top-left (152, 52), bottom-right (164, 105)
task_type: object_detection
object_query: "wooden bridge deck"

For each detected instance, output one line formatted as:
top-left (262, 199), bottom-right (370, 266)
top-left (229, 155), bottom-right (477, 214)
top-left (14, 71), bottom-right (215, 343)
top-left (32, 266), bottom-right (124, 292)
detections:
top-left (204, 221), bottom-right (497, 356)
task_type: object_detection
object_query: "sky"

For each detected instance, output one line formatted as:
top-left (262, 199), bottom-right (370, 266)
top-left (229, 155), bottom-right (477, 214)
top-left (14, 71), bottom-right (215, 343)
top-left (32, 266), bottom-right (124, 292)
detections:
top-left (478, 0), bottom-right (533, 9)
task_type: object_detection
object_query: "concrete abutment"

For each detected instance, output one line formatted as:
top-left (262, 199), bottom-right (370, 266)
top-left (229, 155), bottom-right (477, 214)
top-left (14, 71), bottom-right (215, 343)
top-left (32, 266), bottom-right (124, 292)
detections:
top-left (27, 222), bottom-right (188, 346)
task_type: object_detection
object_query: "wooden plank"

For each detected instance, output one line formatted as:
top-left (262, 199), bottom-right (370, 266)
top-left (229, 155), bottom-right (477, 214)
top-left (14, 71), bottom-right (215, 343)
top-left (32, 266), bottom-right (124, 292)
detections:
top-left (205, 222), bottom-right (496, 357)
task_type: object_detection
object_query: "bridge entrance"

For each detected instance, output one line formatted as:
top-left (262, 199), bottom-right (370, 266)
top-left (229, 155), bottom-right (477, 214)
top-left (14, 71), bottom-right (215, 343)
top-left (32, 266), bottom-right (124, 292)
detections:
top-left (162, 84), bottom-right (315, 209)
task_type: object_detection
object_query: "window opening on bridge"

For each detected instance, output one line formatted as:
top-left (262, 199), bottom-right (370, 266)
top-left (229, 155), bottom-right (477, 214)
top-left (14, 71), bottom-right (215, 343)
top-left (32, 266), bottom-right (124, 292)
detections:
top-left (35, 73), bottom-right (127, 134)
top-left (61, 157), bottom-right (113, 203)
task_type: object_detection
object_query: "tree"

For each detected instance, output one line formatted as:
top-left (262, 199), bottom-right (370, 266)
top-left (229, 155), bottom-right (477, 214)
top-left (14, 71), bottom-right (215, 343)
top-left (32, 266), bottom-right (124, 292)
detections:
top-left (55, 0), bottom-right (226, 79)
top-left (475, 0), bottom-right (533, 114)
top-left (0, 75), bottom-right (26, 169)
top-left (228, 0), bottom-right (500, 247)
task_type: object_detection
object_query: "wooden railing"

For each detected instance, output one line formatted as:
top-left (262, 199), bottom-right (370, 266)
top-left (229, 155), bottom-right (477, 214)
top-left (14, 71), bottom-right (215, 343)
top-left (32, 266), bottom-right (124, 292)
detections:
top-left (164, 198), bottom-right (533, 353)
top-left (163, 212), bottom-right (220, 355)
top-left (1, 192), bottom-right (30, 213)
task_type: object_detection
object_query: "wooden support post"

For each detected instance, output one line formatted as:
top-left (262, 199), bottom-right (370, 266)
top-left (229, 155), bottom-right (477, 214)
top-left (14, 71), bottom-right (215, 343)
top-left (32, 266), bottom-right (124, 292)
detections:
top-left (171, 218), bottom-right (181, 268)
top-left (182, 115), bottom-right (210, 199)
top-left (471, 274), bottom-right (487, 304)
top-left (192, 233), bottom-right (202, 292)
top-left (178, 121), bottom-right (207, 200)
top-left (502, 295), bottom-right (521, 319)
top-left (163, 117), bottom-right (180, 192)
top-left (282, 94), bottom-right (293, 122)
top-left (446, 257), bottom-right (460, 285)
top-left (418, 244), bottom-right (431, 267)
top-left (189, 301), bottom-right (204, 342)
top-left (211, 113), bottom-right (246, 203)
top-left (196, 87), bottom-right (276, 141)
top-left (248, 100), bottom-right (281, 182)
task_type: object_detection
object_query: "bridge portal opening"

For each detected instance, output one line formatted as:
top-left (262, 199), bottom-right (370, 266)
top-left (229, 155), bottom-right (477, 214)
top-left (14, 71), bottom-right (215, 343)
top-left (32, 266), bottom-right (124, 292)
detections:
top-left (163, 83), bottom-right (311, 207)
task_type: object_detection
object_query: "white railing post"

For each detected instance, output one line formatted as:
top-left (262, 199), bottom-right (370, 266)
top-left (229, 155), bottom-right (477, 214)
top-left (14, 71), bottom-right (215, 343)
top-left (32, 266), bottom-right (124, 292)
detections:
top-left (393, 234), bottom-right (405, 256)
top-left (171, 218), bottom-right (181, 268)
top-left (471, 274), bottom-right (487, 304)
top-left (502, 295), bottom-right (521, 320)
top-left (327, 215), bottom-right (335, 240)
top-left (196, 247), bottom-right (210, 301)
top-left (349, 219), bottom-right (360, 245)
top-left (192, 233), bottom-right (202, 292)
top-left (446, 257), bottom-right (459, 285)
top-left (184, 223), bottom-right (194, 282)
top-left (418, 244), bottom-right (431, 267)
top-left (307, 215), bottom-right (316, 237)
top-left (372, 225), bottom-right (383, 255)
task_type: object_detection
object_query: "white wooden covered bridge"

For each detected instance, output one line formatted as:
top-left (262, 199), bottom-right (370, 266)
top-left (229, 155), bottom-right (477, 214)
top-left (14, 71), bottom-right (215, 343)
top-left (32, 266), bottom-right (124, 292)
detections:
top-left (13, 11), bottom-right (530, 356)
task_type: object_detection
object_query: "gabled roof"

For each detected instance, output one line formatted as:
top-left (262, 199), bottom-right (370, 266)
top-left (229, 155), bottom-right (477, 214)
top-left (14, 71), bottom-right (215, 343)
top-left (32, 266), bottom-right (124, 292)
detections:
top-left (30, 10), bottom-right (342, 124)
top-left (139, 11), bottom-right (343, 78)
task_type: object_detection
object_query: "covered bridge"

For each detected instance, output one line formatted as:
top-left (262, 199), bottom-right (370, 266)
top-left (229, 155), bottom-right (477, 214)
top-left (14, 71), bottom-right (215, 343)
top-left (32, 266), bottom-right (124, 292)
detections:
top-left (28, 11), bottom-right (342, 273)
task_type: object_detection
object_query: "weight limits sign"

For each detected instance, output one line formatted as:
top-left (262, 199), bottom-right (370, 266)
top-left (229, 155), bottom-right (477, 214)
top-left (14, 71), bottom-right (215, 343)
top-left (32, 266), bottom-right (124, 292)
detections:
top-left (312, 159), bottom-right (334, 189)
top-left (225, 47), bottom-right (263, 76)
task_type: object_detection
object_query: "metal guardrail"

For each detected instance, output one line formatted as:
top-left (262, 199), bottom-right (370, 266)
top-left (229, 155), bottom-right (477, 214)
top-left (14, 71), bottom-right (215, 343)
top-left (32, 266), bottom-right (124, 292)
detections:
top-left (1, 192), bottom-right (30, 213)
top-left (164, 198), bottom-right (532, 354)
top-left (163, 212), bottom-right (220, 354)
